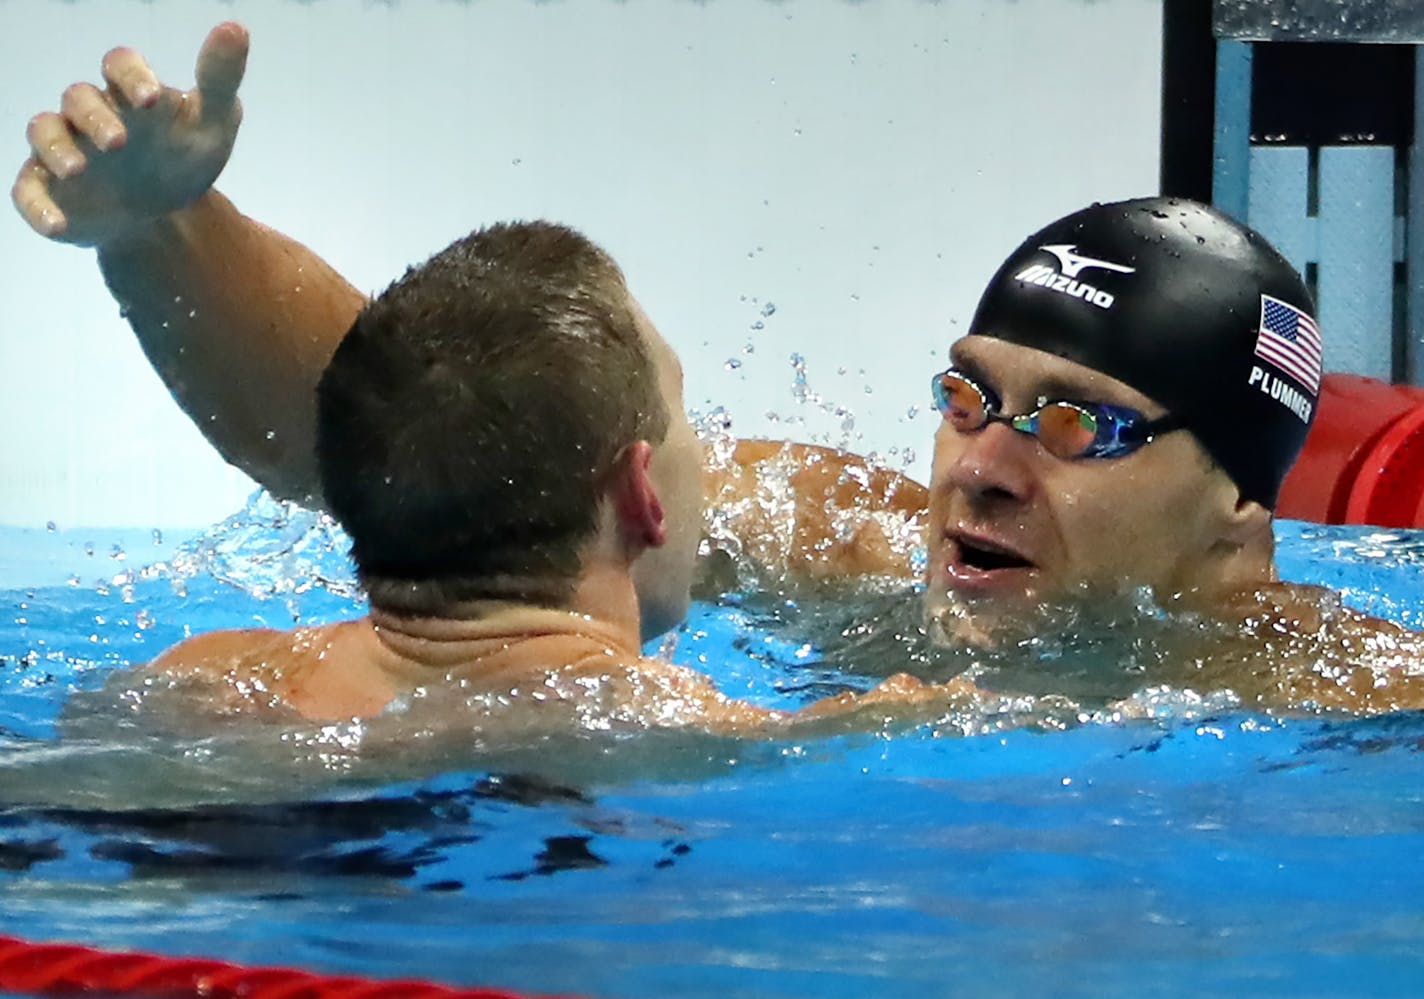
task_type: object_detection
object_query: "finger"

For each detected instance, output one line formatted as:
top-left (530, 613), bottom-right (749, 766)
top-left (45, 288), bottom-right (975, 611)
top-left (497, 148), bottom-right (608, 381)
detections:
top-left (11, 160), bottom-right (68, 238)
top-left (101, 45), bottom-right (162, 108)
top-left (60, 82), bottom-right (125, 152)
top-left (193, 21), bottom-right (249, 121)
top-left (26, 112), bottom-right (86, 178)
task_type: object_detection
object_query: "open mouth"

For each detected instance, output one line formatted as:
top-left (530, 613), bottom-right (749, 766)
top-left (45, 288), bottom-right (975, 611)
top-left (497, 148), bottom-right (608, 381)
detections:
top-left (952, 534), bottom-right (1035, 573)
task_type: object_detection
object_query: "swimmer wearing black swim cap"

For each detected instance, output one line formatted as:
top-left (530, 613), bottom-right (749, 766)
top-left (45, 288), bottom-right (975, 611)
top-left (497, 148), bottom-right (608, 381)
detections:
top-left (970, 197), bottom-right (1319, 507)
top-left (926, 197), bottom-right (1321, 643)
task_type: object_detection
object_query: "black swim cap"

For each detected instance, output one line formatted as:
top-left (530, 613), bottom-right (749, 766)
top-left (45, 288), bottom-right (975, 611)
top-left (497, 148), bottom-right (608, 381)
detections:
top-left (969, 197), bottom-right (1319, 508)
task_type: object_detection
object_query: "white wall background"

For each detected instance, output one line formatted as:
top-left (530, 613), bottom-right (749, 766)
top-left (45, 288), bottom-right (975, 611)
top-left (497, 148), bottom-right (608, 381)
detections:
top-left (0, 0), bottom-right (1162, 530)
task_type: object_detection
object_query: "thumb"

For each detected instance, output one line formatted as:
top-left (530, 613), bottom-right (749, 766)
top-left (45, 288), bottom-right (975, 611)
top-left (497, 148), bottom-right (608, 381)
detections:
top-left (192, 21), bottom-right (249, 121)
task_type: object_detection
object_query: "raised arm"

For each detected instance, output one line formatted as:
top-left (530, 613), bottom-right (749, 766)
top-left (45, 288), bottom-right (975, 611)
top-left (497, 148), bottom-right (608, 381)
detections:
top-left (11, 23), bottom-right (364, 504)
top-left (11, 21), bottom-right (928, 551)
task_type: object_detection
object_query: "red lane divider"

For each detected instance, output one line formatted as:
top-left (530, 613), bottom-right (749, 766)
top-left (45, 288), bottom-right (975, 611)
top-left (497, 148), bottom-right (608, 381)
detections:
top-left (0, 934), bottom-right (583, 999)
top-left (1278, 373), bottom-right (1424, 528)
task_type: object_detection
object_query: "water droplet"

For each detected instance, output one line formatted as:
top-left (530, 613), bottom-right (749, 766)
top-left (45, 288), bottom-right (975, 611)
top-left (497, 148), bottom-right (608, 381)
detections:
top-left (724, 358), bottom-right (742, 371)
top-left (761, 302), bottom-right (777, 317)
top-left (45, 521), bottom-right (57, 533)
top-left (151, 529), bottom-right (163, 546)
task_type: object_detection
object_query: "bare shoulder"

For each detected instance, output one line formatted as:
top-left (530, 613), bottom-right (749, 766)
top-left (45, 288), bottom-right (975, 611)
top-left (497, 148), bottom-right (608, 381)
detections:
top-left (146, 626), bottom-right (293, 680)
top-left (1212, 581), bottom-right (1424, 713)
top-left (142, 623), bottom-right (370, 717)
top-left (541, 646), bottom-right (783, 734)
top-left (1225, 580), bottom-right (1409, 638)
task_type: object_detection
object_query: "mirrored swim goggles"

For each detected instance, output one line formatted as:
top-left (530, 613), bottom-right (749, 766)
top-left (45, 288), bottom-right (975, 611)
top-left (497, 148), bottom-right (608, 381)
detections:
top-left (931, 368), bottom-right (1186, 460)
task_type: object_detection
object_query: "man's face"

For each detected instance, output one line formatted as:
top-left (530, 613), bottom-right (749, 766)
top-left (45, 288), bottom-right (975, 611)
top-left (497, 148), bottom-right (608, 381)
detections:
top-left (925, 334), bottom-right (1241, 644)
top-left (629, 300), bottom-right (704, 643)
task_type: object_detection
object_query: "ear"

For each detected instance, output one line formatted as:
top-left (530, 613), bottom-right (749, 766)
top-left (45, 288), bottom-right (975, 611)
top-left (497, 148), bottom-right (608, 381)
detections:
top-left (610, 440), bottom-right (667, 550)
top-left (1221, 494), bottom-right (1273, 548)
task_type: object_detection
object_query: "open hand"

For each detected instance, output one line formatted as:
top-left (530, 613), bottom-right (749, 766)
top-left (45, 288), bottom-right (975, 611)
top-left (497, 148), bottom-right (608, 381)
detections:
top-left (11, 22), bottom-right (248, 246)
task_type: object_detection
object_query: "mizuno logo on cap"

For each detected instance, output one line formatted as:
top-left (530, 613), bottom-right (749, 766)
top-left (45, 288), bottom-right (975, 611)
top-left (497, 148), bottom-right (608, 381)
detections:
top-left (1039, 245), bottom-right (1137, 279)
top-left (1012, 244), bottom-right (1137, 310)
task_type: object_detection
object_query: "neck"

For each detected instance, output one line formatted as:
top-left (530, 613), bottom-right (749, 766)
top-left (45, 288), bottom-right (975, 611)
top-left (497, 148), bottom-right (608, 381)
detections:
top-left (565, 559), bottom-right (646, 649)
top-left (364, 564), bottom-right (644, 669)
top-left (1173, 526), bottom-right (1279, 615)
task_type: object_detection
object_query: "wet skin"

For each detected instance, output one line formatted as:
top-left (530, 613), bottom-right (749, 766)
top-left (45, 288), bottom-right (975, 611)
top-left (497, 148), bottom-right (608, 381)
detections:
top-left (629, 300), bottom-right (705, 643)
top-left (925, 335), bottom-right (1245, 644)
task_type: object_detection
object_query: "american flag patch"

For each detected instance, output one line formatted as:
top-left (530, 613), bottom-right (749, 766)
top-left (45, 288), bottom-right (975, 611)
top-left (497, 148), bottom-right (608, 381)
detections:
top-left (1254, 295), bottom-right (1322, 394)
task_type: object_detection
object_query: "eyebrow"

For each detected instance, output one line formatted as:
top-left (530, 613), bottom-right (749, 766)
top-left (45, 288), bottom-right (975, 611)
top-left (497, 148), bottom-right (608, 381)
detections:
top-left (1031, 373), bottom-right (1109, 403)
top-left (948, 348), bottom-right (1139, 410)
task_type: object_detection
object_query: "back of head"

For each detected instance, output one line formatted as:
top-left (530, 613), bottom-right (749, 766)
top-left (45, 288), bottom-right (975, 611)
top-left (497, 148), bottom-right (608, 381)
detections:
top-left (317, 221), bottom-right (669, 611)
top-left (969, 197), bottom-right (1320, 508)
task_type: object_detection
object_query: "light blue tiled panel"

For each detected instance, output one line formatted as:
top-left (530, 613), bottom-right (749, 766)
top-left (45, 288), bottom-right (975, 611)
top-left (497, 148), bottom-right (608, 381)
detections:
top-left (1409, 47), bottom-right (1424, 385)
top-left (1247, 145), bottom-right (1315, 274)
top-left (1212, 40), bottom-right (1253, 223)
top-left (1318, 146), bottom-right (1396, 379)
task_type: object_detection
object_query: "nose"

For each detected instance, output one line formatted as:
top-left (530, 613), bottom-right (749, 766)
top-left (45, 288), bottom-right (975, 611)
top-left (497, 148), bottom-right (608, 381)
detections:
top-left (938, 418), bottom-right (1037, 505)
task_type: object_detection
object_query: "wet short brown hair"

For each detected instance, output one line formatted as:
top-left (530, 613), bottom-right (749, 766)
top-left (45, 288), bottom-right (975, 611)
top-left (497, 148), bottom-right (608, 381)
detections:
top-left (316, 221), bottom-right (670, 614)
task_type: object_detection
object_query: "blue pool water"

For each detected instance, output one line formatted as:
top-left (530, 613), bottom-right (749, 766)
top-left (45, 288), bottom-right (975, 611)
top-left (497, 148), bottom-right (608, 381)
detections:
top-left (2, 497), bottom-right (1423, 998)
